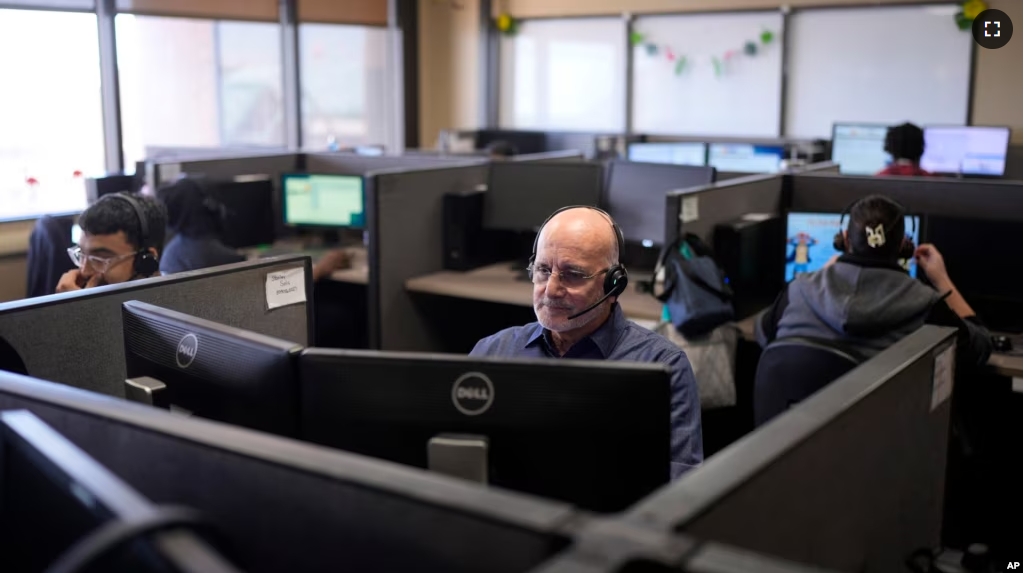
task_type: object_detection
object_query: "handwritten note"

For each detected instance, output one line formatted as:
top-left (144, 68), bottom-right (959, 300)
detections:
top-left (681, 196), bottom-right (700, 224)
top-left (266, 267), bottom-right (306, 310)
top-left (930, 345), bottom-right (954, 411)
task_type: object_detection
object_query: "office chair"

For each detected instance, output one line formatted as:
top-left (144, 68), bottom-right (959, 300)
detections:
top-left (753, 337), bottom-right (864, 427)
top-left (25, 215), bottom-right (77, 298)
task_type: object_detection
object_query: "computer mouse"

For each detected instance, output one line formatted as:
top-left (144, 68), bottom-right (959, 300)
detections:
top-left (991, 335), bottom-right (1011, 352)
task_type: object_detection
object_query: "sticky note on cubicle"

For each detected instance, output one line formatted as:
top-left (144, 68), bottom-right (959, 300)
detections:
top-left (266, 267), bottom-right (306, 310)
top-left (681, 196), bottom-right (699, 224)
top-left (930, 345), bottom-right (954, 411)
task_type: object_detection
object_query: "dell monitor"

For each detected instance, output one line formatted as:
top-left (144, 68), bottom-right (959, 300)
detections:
top-left (0, 410), bottom-right (237, 573)
top-left (831, 123), bottom-right (892, 175)
top-left (209, 179), bottom-right (277, 248)
top-left (122, 300), bottom-right (303, 437)
top-left (784, 211), bottom-right (920, 282)
top-left (298, 349), bottom-right (671, 513)
top-left (708, 144), bottom-right (784, 173)
top-left (282, 173), bottom-right (365, 228)
top-left (604, 160), bottom-right (716, 248)
top-left (920, 125), bottom-right (1011, 177)
top-left (483, 162), bottom-right (603, 232)
top-left (627, 142), bottom-right (707, 166)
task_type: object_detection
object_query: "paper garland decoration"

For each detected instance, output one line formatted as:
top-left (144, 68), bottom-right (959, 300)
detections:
top-left (955, 0), bottom-right (987, 30)
top-left (496, 13), bottom-right (518, 35)
top-left (632, 28), bottom-right (776, 77)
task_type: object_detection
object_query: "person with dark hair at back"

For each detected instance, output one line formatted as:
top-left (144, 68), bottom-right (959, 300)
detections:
top-left (486, 140), bottom-right (518, 160)
top-left (756, 195), bottom-right (990, 368)
top-left (876, 122), bottom-right (931, 177)
top-left (156, 178), bottom-right (245, 275)
top-left (56, 193), bottom-right (167, 292)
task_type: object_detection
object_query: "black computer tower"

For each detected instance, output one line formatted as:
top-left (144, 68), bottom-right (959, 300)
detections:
top-left (443, 190), bottom-right (487, 271)
top-left (713, 215), bottom-right (784, 318)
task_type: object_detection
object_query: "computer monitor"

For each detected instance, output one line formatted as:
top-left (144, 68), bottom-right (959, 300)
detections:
top-left (831, 123), bottom-right (892, 175)
top-left (209, 179), bottom-right (277, 248)
top-left (708, 144), bottom-right (785, 173)
top-left (282, 173), bottom-right (365, 228)
top-left (784, 211), bottom-right (920, 282)
top-left (122, 300), bottom-right (303, 437)
top-left (483, 162), bottom-right (603, 232)
top-left (921, 125), bottom-right (1011, 177)
top-left (298, 349), bottom-right (671, 513)
top-left (627, 142), bottom-right (707, 166)
top-left (71, 223), bottom-right (82, 245)
top-left (0, 410), bottom-right (237, 573)
top-left (604, 160), bottom-right (716, 247)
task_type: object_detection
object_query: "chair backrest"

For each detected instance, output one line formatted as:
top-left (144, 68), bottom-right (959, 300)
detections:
top-left (25, 215), bottom-right (76, 298)
top-left (753, 337), bottom-right (863, 427)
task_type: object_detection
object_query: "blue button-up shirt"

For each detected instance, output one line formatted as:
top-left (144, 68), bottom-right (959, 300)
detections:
top-left (469, 304), bottom-right (703, 479)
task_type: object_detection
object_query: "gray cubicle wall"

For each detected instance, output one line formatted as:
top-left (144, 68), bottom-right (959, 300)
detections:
top-left (0, 257), bottom-right (312, 398)
top-left (305, 152), bottom-right (486, 175)
top-left (0, 371), bottom-right (581, 573)
top-left (788, 172), bottom-right (1023, 220)
top-left (511, 150), bottom-right (585, 163)
top-left (790, 161), bottom-right (840, 174)
top-left (623, 326), bottom-right (957, 573)
top-left (367, 163), bottom-right (490, 351)
top-left (664, 174), bottom-right (785, 245)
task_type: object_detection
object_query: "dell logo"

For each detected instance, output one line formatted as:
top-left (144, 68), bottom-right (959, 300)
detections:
top-left (175, 333), bottom-right (199, 369)
top-left (451, 372), bottom-right (494, 416)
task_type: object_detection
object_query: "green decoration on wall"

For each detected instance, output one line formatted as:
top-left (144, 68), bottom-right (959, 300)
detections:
top-left (711, 56), bottom-right (722, 77)
top-left (645, 43), bottom-right (659, 56)
top-left (674, 57), bottom-right (687, 75)
top-left (630, 31), bottom-right (646, 46)
top-left (743, 41), bottom-right (757, 56)
top-left (760, 29), bottom-right (774, 44)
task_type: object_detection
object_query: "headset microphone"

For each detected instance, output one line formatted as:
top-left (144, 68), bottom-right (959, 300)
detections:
top-left (566, 290), bottom-right (617, 320)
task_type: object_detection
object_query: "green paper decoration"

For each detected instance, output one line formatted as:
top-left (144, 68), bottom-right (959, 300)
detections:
top-left (630, 31), bottom-right (646, 46)
top-left (743, 41), bottom-right (757, 56)
top-left (760, 30), bottom-right (774, 44)
top-left (645, 43), bottom-right (659, 56)
top-left (711, 57), bottom-right (722, 77)
top-left (674, 57), bottom-right (687, 75)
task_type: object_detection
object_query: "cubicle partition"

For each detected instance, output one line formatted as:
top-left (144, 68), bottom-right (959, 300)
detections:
top-left (665, 173), bottom-right (785, 245)
top-left (305, 151), bottom-right (486, 175)
top-left (624, 325), bottom-right (958, 572)
top-left (511, 150), bottom-right (586, 163)
top-left (367, 164), bottom-right (490, 350)
top-left (0, 257), bottom-right (312, 398)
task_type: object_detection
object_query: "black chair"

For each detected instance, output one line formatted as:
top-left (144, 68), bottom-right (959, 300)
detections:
top-left (753, 337), bottom-right (864, 427)
top-left (25, 215), bottom-right (76, 298)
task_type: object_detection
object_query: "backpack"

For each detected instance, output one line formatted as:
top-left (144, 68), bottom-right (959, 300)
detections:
top-left (652, 233), bottom-right (735, 338)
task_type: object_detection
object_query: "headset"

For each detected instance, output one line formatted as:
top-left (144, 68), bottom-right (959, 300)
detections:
top-left (530, 205), bottom-right (628, 320)
top-left (832, 197), bottom-right (916, 260)
top-left (100, 193), bottom-right (161, 278)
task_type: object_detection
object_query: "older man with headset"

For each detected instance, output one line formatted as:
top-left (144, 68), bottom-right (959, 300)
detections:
top-left (56, 193), bottom-right (167, 292)
top-left (470, 205), bottom-right (704, 478)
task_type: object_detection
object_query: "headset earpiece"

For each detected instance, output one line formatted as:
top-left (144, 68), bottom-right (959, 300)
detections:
top-left (101, 193), bottom-right (158, 278)
top-left (603, 265), bottom-right (628, 298)
top-left (832, 230), bottom-right (846, 253)
top-left (134, 250), bottom-right (160, 277)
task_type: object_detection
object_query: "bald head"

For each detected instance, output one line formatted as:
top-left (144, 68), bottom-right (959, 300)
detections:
top-left (536, 207), bottom-right (619, 267)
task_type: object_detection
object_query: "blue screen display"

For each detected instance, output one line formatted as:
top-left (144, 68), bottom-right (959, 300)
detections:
top-left (785, 212), bottom-right (920, 282)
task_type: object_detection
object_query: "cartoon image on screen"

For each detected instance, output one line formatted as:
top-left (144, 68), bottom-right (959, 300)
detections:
top-left (785, 212), bottom-right (919, 282)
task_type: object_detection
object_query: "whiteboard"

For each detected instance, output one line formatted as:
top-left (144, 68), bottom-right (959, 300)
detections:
top-left (499, 17), bottom-right (627, 132)
top-left (785, 4), bottom-right (973, 139)
top-left (631, 11), bottom-right (784, 137)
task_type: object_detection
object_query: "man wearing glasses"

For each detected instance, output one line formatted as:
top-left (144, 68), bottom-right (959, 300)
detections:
top-left (470, 206), bottom-right (703, 478)
top-left (57, 194), bottom-right (167, 292)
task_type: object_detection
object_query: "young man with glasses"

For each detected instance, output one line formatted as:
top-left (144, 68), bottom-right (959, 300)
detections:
top-left (56, 194), bottom-right (167, 292)
top-left (469, 206), bottom-right (703, 478)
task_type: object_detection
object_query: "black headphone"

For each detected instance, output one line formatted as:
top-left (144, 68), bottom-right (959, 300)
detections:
top-left (530, 206), bottom-right (629, 315)
top-left (101, 193), bottom-right (160, 278)
top-left (832, 197), bottom-right (916, 260)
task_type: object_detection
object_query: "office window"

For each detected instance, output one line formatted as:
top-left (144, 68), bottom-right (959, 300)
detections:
top-left (0, 9), bottom-right (103, 220)
top-left (299, 24), bottom-right (390, 149)
top-left (3, 0), bottom-right (94, 8)
top-left (116, 15), bottom-right (284, 169)
top-left (499, 18), bottom-right (626, 132)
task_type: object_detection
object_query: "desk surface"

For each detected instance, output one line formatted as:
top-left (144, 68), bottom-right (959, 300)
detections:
top-left (242, 243), bottom-right (369, 285)
top-left (736, 310), bottom-right (1022, 378)
top-left (405, 262), bottom-right (664, 321)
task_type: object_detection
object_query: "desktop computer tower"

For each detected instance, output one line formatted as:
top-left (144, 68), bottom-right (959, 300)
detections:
top-left (443, 190), bottom-right (487, 271)
top-left (85, 174), bottom-right (137, 204)
top-left (713, 215), bottom-right (784, 319)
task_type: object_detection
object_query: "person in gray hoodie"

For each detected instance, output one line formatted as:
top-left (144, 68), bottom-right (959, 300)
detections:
top-left (756, 194), bottom-right (991, 368)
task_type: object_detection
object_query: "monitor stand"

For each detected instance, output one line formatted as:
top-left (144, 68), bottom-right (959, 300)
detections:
top-left (124, 376), bottom-right (169, 409)
top-left (427, 433), bottom-right (489, 484)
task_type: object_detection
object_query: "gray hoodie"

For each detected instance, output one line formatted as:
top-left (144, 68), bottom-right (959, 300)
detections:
top-left (757, 256), bottom-right (991, 366)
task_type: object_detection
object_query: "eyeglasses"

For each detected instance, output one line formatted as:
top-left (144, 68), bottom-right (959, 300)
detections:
top-left (67, 246), bottom-right (137, 274)
top-left (527, 264), bottom-right (609, 288)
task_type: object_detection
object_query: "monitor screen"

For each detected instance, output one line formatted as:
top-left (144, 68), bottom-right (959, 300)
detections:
top-left (627, 142), bottom-right (707, 166)
top-left (784, 212), bottom-right (920, 282)
top-left (210, 179), bottom-right (276, 248)
top-left (831, 123), bottom-right (892, 175)
top-left (708, 144), bottom-right (784, 173)
top-left (483, 163), bottom-right (602, 232)
top-left (71, 224), bottom-right (82, 245)
top-left (283, 173), bottom-right (365, 228)
top-left (920, 126), bottom-right (1010, 176)
top-left (604, 161), bottom-right (716, 247)
top-left (122, 300), bottom-right (303, 437)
